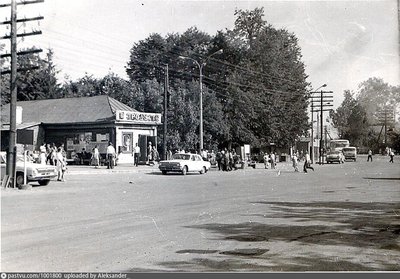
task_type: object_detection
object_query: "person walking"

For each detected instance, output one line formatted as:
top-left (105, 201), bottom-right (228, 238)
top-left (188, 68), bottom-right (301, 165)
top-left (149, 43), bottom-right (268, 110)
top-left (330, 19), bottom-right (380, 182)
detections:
top-left (92, 145), bottom-right (100, 168)
top-left (147, 141), bottom-right (153, 165)
top-left (133, 143), bottom-right (141, 167)
top-left (292, 153), bottom-right (299, 172)
top-left (216, 150), bottom-right (222, 171)
top-left (263, 153), bottom-right (269, 169)
top-left (106, 142), bottom-right (116, 169)
top-left (56, 147), bottom-right (67, 182)
top-left (39, 143), bottom-right (47, 165)
top-left (389, 150), bottom-right (394, 163)
top-left (151, 146), bottom-right (159, 164)
top-left (367, 149), bottom-right (373, 162)
top-left (270, 153), bottom-right (276, 169)
top-left (303, 152), bottom-right (314, 173)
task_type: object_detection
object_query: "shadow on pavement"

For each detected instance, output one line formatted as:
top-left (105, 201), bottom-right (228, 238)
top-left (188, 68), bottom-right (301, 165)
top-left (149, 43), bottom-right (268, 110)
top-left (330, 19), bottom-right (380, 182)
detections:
top-left (363, 177), bottom-right (400, 181)
top-left (155, 201), bottom-right (400, 272)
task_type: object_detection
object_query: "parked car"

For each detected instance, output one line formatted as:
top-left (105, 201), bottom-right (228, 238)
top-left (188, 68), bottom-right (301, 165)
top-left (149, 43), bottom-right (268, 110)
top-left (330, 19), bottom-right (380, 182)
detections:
top-left (158, 153), bottom-right (211, 175)
top-left (342, 147), bottom-right (357, 161)
top-left (0, 152), bottom-right (57, 187)
top-left (326, 150), bottom-right (345, 164)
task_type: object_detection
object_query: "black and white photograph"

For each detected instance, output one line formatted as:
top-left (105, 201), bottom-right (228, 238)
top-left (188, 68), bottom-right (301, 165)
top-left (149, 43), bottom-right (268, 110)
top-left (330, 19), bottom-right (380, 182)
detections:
top-left (0, 0), bottom-right (399, 275)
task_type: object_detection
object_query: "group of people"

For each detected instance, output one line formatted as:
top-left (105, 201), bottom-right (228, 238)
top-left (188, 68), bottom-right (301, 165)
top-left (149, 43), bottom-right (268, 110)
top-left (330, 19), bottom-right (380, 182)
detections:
top-left (290, 151), bottom-right (314, 173)
top-left (263, 152), bottom-right (278, 169)
top-left (146, 142), bottom-right (159, 166)
top-left (39, 143), bottom-right (67, 181)
top-left (214, 149), bottom-right (240, 171)
top-left (368, 148), bottom-right (395, 163)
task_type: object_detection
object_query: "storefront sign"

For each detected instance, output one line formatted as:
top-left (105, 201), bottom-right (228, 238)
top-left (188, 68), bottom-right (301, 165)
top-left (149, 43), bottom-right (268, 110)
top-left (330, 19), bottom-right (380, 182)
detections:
top-left (116, 110), bottom-right (161, 124)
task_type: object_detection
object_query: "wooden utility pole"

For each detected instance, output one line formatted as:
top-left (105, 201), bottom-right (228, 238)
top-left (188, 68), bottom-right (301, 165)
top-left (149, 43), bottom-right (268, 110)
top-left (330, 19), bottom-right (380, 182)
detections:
top-left (163, 64), bottom-right (168, 160)
top-left (310, 90), bottom-right (333, 165)
top-left (7, 0), bottom-right (18, 180)
top-left (1, 0), bottom-right (44, 187)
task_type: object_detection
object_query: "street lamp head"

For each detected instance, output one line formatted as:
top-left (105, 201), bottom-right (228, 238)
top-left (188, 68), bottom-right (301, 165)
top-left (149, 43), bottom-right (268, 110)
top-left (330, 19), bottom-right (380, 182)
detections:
top-left (322, 84), bottom-right (327, 88)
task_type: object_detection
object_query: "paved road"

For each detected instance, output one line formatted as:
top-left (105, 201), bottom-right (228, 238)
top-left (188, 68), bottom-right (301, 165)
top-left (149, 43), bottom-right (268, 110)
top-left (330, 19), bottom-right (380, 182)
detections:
top-left (1, 155), bottom-right (399, 272)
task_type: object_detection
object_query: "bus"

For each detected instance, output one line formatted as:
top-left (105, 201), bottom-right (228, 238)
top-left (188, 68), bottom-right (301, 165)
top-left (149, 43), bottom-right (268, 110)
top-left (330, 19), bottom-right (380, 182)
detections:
top-left (329, 139), bottom-right (350, 151)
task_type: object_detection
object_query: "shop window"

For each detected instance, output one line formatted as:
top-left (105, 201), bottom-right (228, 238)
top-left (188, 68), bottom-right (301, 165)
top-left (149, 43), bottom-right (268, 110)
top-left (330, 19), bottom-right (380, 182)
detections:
top-left (122, 133), bottom-right (133, 153)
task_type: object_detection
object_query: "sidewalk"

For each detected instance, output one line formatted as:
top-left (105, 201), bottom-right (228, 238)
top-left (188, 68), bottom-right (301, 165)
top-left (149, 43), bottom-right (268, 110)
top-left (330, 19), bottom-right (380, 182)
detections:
top-left (65, 163), bottom-right (159, 175)
top-left (65, 161), bottom-right (293, 175)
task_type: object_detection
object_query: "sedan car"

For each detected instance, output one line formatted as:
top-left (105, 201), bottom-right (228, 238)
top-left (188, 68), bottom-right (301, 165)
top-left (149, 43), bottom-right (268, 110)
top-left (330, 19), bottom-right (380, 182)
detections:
top-left (326, 150), bottom-right (345, 164)
top-left (158, 153), bottom-right (211, 175)
top-left (1, 152), bottom-right (57, 187)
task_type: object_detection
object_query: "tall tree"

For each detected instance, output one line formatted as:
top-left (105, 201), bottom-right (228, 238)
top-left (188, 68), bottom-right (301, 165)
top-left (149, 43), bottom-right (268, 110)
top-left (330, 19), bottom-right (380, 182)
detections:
top-left (125, 8), bottom-right (310, 150)
top-left (330, 90), bottom-right (372, 147)
top-left (356, 77), bottom-right (398, 124)
top-left (1, 48), bottom-right (61, 102)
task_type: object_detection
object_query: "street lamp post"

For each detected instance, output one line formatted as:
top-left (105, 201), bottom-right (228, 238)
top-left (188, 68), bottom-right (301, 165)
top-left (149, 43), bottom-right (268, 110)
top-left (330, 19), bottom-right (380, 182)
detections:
top-left (179, 49), bottom-right (223, 153)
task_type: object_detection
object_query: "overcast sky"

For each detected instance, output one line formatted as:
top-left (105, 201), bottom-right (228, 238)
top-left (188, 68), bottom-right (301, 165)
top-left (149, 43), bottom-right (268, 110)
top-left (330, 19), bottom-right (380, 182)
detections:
top-left (1, 0), bottom-right (399, 107)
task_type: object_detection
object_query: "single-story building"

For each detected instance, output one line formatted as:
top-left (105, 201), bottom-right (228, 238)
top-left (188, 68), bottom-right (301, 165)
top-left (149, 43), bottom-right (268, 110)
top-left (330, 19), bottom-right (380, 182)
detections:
top-left (1, 95), bottom-right (162, 164)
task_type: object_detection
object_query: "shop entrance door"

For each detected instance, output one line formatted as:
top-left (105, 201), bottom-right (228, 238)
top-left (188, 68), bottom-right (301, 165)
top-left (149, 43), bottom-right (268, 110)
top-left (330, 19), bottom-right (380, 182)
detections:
top-left (138, 135), bottom-right (156, 163)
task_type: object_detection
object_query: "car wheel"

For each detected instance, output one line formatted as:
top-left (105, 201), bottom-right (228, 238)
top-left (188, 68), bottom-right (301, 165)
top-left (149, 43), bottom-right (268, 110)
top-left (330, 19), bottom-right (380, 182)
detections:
top-left (200, 166), bottom-right (206, 174)
top-left (38, 180), bottom-right (50, 186)
top-left (15, 172), bottom-right (25, 187)
top-left (162, 170), bottom-right (167, 175)
top-left (182, 166), bottom-right (188, 175)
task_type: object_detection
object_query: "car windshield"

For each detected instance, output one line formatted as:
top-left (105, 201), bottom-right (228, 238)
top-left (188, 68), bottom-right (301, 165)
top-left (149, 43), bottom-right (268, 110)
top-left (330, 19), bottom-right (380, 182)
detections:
top-left (329, 151), bottom-right (340, 155)
top-left (172, 154), bottom-right (190, 160)
top-left (343, 148), bottom-right (355, 152)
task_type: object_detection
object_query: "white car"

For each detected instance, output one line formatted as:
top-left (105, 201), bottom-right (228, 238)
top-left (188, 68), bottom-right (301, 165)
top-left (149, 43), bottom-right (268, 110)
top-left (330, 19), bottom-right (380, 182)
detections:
top-left (0, 152), bottom-right (58, 187)
top-left (158, 153), bottom-right (211, 175)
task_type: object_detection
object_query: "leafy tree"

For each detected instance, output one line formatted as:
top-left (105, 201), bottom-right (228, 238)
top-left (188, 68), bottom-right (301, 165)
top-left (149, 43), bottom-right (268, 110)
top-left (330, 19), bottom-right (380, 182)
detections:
top-left (0, 43), bottom-right (10, 105)
top-left (330, 90), bottom-right (374, 147)
top-left (356, 77), bottom-right (398, 124)
top-left (126, 8), bottom-right (310, 151)
top-left (61, 74), bottom-right (101, 98)
top-left (1, 48), bottom-right (61, 102)
top-left (99, 72), bottom-right (133, 106)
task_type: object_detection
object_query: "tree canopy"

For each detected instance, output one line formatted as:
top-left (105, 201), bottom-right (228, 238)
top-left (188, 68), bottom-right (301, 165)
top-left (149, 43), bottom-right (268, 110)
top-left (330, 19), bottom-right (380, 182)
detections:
top-left (1, 8), bottom-right (312, 152)
top-left (126, 7), bottom-right (310, 150)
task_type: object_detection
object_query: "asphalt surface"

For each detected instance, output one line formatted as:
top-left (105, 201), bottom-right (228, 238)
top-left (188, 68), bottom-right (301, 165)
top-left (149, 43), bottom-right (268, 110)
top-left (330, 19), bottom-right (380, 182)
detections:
top-left (1, 155), bottom-right (399, 272)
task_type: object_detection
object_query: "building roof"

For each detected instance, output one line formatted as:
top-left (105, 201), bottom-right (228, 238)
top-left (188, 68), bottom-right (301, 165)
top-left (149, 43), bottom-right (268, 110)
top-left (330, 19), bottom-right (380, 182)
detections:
top-left (1, 95), bottom-right (137, 125)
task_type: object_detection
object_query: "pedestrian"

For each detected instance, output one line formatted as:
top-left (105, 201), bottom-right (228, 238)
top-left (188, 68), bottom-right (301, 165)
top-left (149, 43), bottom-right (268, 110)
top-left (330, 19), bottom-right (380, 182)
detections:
top-left (201, 149), bottom-right (208, 161)
top-left (367, 149), bottom-right (373, 162)
top-left (106, 142), bottom-right (116, 169)
top-left (228, 149), bottom-right (234, 171)
top-left (224, 149), bottom-right (230, 171)
top-left (270, 153), bottom-right (276, 169)
top-left (220, 150), bottom-right (227, 171)
top-left (216, 150), bottom-right (222, 171)
top-left (133, 143), bottom-right (141, 167)
top-left (92, 145), bottom-right (100, 168)
top-left (151, 146), bottom-right (159, 164)
top-left (292, 153), bottom-right (299, 172)
top-left (39, 143), bottom-right (47, 165)
top-left (303, 151), bottom-right (314, 173)
top-left (263, 153), bottom-right (269, 169)
top-left (389, 150), bottom-right (394, 163)
top-left (147, 141), bottom-right (153, 165)
top-left (56, 147), bottom-right (67, 182)
top-left (232, 150), bottom-right (239, 170)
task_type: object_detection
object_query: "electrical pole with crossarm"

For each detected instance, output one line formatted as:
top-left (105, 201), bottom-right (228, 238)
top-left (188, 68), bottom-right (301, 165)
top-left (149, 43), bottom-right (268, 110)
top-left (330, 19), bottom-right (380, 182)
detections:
top-left (1, 0), bottom-right (44, 187)
top-left (310, 90), bottom-right (333, 165)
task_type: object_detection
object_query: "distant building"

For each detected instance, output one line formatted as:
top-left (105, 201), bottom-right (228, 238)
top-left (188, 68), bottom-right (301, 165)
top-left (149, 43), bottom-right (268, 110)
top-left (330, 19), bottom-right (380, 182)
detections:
top-left (1, 95), bottom-right (161, 164)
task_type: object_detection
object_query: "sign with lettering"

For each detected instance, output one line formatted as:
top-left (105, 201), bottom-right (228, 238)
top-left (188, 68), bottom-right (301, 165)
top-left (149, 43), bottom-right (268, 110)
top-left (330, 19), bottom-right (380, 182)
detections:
top-left (116, 110), bottom-right (162, 124)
